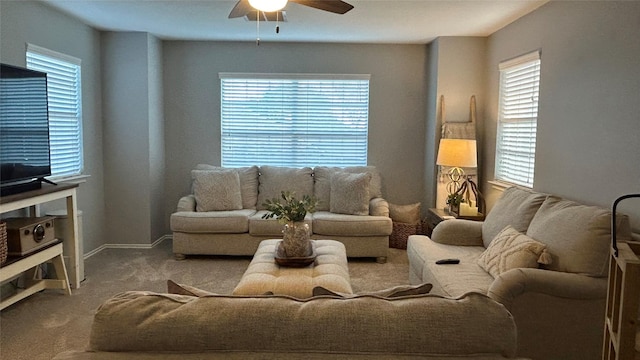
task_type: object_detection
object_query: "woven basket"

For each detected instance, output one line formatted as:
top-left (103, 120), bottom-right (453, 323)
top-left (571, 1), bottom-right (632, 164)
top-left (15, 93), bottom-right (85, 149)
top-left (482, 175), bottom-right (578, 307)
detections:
top-left (0, 221), bottom-right (7, 265)
top-left (389, 221), bottom-right (422, 250)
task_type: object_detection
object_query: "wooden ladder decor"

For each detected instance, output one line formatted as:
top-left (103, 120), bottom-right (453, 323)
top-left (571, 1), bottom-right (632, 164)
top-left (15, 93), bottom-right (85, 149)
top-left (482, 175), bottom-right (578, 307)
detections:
top-left (603, 194), bottom-right (640, 360)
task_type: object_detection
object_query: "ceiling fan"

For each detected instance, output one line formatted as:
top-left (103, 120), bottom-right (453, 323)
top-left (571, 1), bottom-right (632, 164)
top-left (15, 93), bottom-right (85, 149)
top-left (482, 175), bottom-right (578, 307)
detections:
top-left (228, 0), bottom-right (354, 19)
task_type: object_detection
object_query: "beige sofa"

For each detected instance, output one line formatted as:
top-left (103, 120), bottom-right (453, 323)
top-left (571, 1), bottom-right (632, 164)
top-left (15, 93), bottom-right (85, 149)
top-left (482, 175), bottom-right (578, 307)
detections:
top-left (53, 290), bottom-right (522, 359)
top-left (171, 165), bottom-right (393, 262)
top-left (407, 187), bottom-right (633, 360)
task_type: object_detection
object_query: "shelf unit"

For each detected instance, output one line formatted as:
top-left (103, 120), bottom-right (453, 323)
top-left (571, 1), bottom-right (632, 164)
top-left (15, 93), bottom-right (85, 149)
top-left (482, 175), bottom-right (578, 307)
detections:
top-left (603, 240), bottom-right (640, 360)
top-left (0, 183), bottom-right (81, 309)
top-left (0, 240), bottom-right (70, 310)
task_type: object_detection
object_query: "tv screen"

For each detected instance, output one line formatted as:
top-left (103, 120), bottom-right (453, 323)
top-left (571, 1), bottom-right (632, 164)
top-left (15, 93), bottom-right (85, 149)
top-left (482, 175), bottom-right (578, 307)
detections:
top-left (0, 63), bottom-right (52, 193)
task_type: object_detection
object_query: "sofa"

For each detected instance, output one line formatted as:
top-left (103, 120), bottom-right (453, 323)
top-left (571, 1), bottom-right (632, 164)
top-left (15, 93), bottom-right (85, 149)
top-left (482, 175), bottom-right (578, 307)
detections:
top-left (171, 165), bottom-right (393, 262)
top-left (52, 290), bottom-right (523, 359)
top-left (407, 187), bottom-right (633, 360)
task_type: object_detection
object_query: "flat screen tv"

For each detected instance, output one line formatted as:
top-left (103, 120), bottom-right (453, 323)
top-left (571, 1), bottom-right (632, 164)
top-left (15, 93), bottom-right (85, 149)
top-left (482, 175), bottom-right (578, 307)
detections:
top-left (0, 63), bottom-right (53, 196)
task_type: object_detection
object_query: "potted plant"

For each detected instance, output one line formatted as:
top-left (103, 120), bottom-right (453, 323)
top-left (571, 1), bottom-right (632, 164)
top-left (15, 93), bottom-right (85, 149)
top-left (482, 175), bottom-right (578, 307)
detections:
top-left (446, 193), bottom-right (464, 216)
top-left (262, 191), bottom-right (318, 257)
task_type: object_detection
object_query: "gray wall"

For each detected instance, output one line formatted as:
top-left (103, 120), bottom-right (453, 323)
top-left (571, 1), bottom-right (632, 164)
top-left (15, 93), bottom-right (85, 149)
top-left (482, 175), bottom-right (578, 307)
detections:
top-left (482, 1), bottom-right (640, 230)
top-left (163, 41), bottom-right (429, 228)
top-left (427, 37), bottom-right (486, 210)
top-left (102, 32), bottom-right (165, 245)
top-left (0, 1), bottom-right (106, 254)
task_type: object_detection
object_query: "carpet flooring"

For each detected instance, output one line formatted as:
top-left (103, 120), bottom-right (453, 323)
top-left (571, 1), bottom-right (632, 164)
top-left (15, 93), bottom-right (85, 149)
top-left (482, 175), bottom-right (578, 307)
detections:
top-left (0, 239), bottom-right (410, 360)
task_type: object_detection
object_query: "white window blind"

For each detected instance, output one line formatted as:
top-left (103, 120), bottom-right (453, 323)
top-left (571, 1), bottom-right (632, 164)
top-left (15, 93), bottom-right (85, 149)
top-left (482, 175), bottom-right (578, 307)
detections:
top-left (220, 73), bottom-right (370, 168)
top-left (0, 74), bottom-right (50, 167)
top-left (27, 44), bottom-right (83, 179)
top-left (495, 51), bottom-right (540, 188)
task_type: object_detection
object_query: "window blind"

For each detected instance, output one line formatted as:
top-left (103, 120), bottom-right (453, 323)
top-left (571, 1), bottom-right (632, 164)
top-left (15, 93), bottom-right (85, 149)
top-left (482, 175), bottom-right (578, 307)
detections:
top-left (0, 77), bottom-right (50, 166)
top-left (220, 73), bottom-right (370, 168)
top-left (26, 44), bottom-right (83, 179)
top-left (495, 51), bottom-right (540, 188)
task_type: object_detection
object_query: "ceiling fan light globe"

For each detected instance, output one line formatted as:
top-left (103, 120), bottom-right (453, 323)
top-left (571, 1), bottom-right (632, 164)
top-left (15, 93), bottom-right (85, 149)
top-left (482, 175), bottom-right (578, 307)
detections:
top-left (248, 0), bottom-right (288, 12)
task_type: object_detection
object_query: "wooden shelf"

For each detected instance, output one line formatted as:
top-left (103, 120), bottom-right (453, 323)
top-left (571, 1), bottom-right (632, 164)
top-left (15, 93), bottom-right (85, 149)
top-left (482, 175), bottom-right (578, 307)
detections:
top-left (603, 241), bottom-right (640, 360)
top-left (0, 240), bottom-right (70, 310)
top-left (0, 183), bottom-right (81, 290)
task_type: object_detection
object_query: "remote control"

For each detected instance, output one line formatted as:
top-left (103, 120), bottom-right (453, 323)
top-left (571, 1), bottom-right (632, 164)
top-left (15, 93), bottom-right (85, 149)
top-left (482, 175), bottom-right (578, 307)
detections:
top-left (436, 258), bottom-right (460, 265)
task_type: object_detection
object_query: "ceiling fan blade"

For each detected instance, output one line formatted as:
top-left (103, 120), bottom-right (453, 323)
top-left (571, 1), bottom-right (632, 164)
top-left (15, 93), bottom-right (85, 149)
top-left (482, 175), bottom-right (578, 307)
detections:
top-left (228, 0), bottom-right (254, 18)
top-left (291, 0), bottom-right (354, 14)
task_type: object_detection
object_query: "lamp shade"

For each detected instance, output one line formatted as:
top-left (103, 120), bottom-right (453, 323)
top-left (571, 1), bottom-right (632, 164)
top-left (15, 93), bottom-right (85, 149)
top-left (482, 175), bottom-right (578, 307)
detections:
top-left (436, 139), bottom-right (478, 168)
top-left (249, 0), bottom-right (288, 12)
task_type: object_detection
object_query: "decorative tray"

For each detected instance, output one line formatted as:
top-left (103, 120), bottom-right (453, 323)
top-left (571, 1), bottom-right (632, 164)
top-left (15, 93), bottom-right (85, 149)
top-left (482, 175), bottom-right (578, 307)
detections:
top-left (274, 240), bottom-right (317, 268)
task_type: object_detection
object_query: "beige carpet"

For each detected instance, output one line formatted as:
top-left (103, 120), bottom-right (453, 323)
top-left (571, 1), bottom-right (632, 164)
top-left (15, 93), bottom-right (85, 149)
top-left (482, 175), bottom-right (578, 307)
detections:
top-left (0, 239), bottom-right (410, 360)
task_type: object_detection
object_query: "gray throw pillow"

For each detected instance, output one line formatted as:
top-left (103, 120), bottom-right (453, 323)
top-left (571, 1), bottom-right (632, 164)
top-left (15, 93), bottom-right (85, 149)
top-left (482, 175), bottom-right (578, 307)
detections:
top-left (329, 172), bottom-right (371, 215)
top-left (191, 170), bottom-right (243, 212)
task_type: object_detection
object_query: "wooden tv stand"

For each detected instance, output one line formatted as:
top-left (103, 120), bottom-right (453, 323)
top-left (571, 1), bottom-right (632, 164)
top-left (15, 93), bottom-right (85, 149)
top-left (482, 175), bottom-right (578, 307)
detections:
top-left (0, 183), bottom-right (81, 309)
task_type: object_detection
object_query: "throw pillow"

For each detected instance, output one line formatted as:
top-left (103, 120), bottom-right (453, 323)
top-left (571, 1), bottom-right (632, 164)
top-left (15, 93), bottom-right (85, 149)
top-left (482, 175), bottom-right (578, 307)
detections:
top-left (196, 164), bottom-right (259, 209)
top-left (167, 280), bottom-right (216, 297)
top-left (477, 225), bottom-right (552, 278)
top-left (329, 172), bottom-right (371, 215)
top-left (312, 283), bottom-right (433, 298)
top-left (191, 170), bottom-right (243, 212)
top-left (389, 202), bottom-right (422, 224)
top-left (313, 166), bottom-right (383, 211)
top-left (168, 280), bottom-right (274, 297)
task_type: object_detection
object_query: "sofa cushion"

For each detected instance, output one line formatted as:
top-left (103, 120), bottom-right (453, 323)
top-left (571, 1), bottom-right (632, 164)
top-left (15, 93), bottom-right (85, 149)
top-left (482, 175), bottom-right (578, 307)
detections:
top-left (314, 166), bottom-right (383, 211)
top-left (477, 226), bottom-right (550, 278)
top-left (196, 164), bottom-right (259, 209)
top-left (312, 211), bottom-right (392, 237)
top-left (249, 210), bottom-right (313, 236)
top-left (329, 172), bottom-right (371, 215)
top-left (170, 209), bottom-right (255, 233)
top-left (407, 235), bottom-right (493, 297)
top-left (191, 170), bottom-right (243, 212)
top-left (257, 166), bottom-right (314, 210)
top-left (482, 187), bottom-right (547, 247)
top-left (526, 196), bottom-right (631, 277)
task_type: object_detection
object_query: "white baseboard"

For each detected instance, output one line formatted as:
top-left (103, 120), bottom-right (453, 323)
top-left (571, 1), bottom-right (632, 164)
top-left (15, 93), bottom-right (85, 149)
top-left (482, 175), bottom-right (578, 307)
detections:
top-left (83, 234), bottom-right (172, 260)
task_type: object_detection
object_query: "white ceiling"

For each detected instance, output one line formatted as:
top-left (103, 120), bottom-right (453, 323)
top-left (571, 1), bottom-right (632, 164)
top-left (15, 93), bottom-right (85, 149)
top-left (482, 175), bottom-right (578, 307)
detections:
top-left (41, 0), bottom-right (548, 44)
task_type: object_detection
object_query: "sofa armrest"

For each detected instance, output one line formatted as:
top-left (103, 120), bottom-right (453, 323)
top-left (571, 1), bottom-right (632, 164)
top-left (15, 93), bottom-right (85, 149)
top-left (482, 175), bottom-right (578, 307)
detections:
top-left (177, 194), bottom-right (196, 212)
top-left (487, 267), bottom-right (608, 359)
top-left (431, 219), bottom-right (484, 246)
top-left (369, 197), bottom-right (390, 217)
top-left (488, 267), bottom-right (607, 308)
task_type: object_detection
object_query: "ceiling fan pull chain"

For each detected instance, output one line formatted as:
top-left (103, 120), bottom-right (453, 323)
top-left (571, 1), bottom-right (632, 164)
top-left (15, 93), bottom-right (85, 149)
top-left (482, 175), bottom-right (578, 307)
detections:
top-left (256, 9), bottom-right (260, 45)
top-left (276, 11), bottom-right (280, 34)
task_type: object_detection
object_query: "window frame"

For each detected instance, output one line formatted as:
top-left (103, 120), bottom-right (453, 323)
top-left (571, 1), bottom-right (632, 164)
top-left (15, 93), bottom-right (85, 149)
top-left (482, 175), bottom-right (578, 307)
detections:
top-left (494, 50), bottom-right (541, 188)
top-left (26, 43), bottom-right (84, 180)
top-left (219, 72), bottom-right (370, 168)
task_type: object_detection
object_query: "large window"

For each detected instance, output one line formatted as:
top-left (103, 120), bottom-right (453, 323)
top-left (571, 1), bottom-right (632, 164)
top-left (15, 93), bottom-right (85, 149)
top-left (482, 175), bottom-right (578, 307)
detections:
top-left (27, 44), bottom-right (83, 179)
top-left (220, 73), bottom-right (370, 168)
top-left (495, 51), bottom-right (541, 188)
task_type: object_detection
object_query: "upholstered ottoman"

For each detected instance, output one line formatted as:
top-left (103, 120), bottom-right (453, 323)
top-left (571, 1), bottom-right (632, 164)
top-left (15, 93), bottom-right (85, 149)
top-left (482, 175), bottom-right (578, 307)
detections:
top-left (232, 239), bottom-right (353, 298)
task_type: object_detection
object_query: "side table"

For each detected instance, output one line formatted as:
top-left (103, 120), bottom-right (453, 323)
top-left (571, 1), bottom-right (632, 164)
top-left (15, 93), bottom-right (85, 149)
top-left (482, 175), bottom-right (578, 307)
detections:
top-left (424, 208), bottom-right (455, 237)
top-left (424, 208), bottom-right (485, 237)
